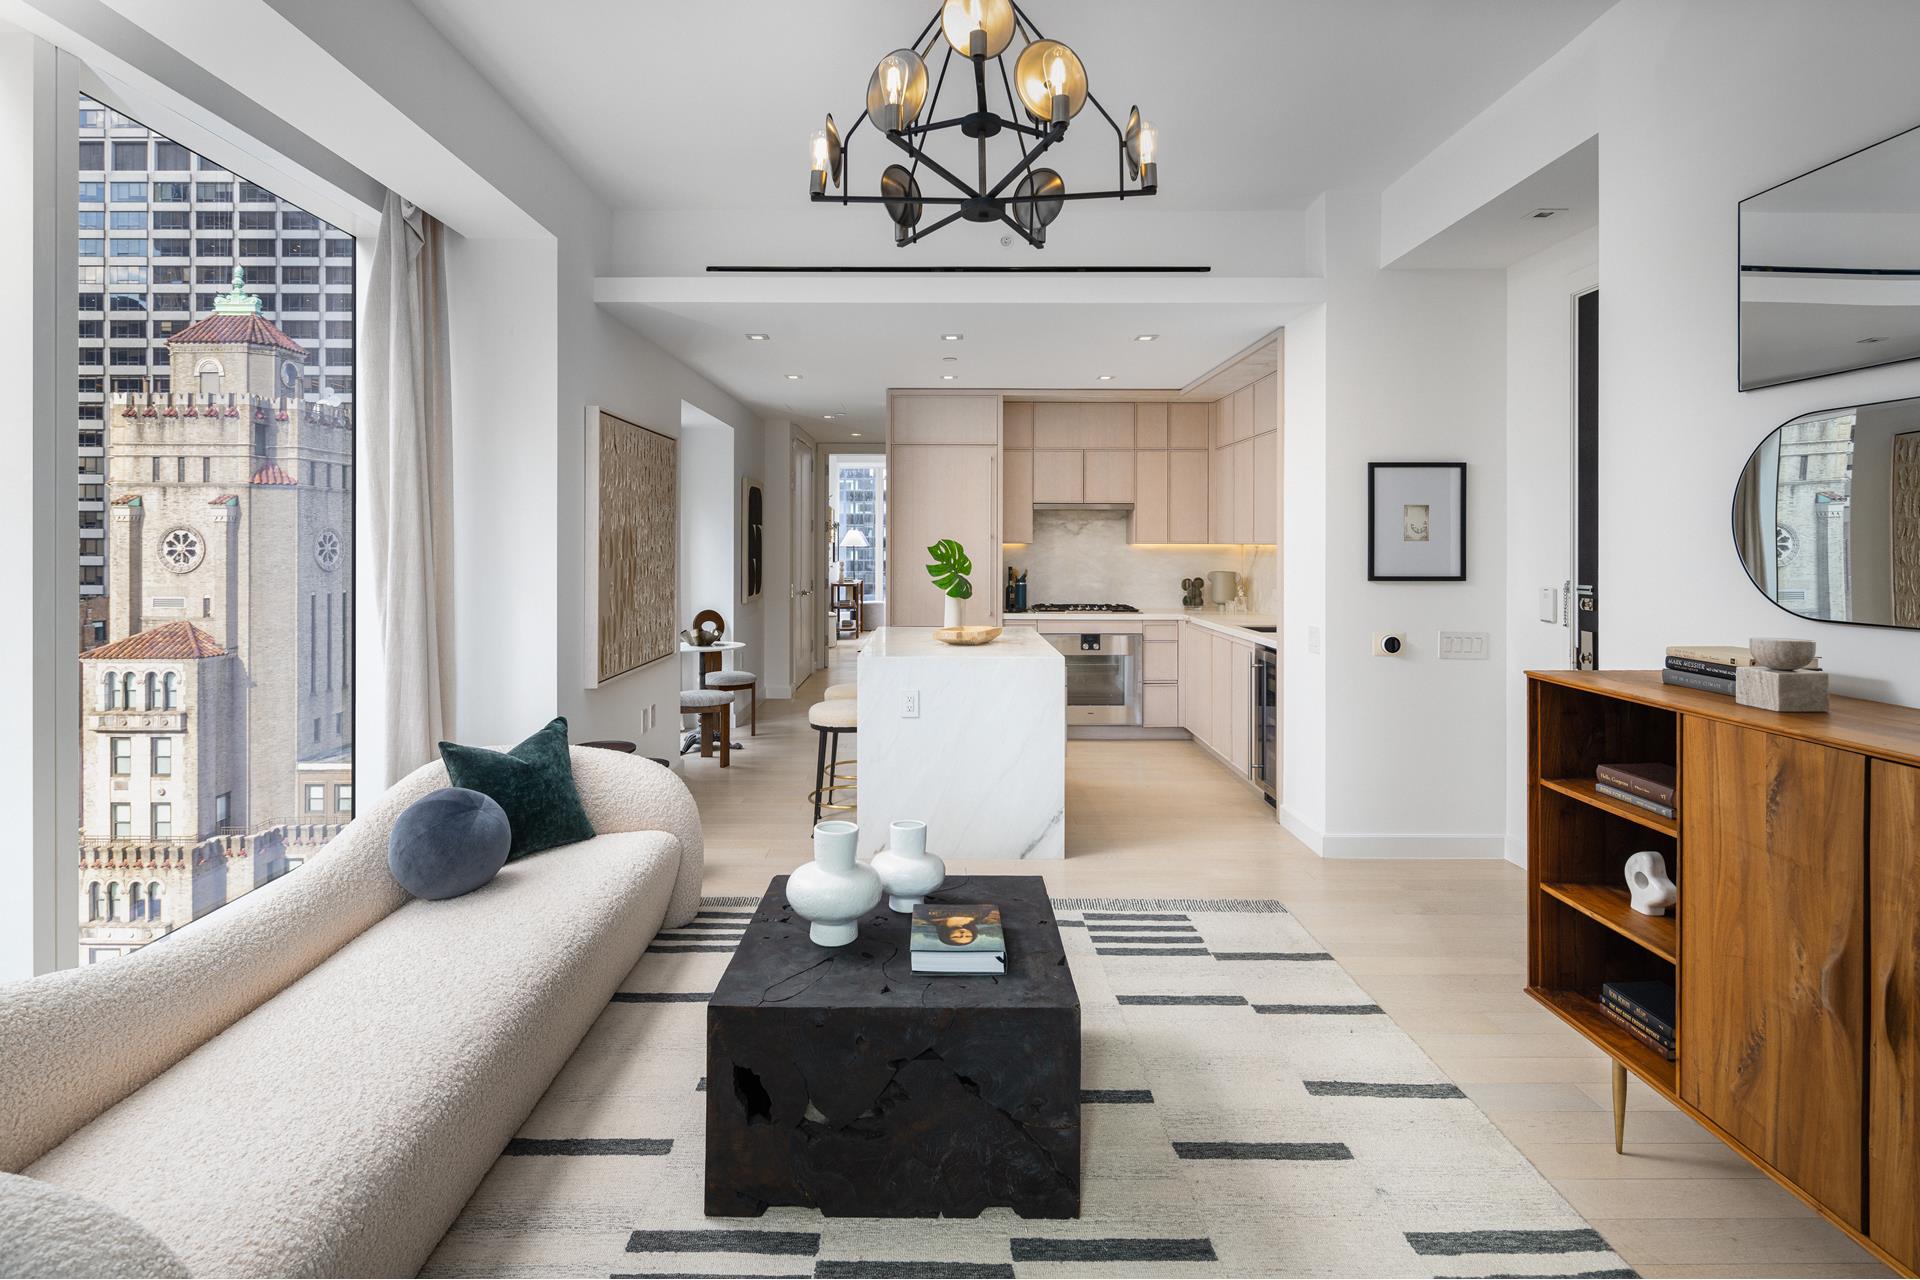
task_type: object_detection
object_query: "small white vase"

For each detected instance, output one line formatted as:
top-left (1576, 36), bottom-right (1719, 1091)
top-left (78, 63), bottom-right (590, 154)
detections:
top-left (943, 595), bottom-right (962, 628)
top-left (788, 820), bottom-right (882, 947)
top-left (870, 819), bottom-right (946, 912)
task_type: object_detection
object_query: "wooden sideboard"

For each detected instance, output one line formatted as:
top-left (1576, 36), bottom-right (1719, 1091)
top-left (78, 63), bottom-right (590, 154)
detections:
top-left (1526, 669), bottom-right (1920, 1277)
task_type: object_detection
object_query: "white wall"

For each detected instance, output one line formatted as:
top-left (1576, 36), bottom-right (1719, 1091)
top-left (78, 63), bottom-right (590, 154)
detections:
top-left (1280, 300), bottom-right (1329, 846)
top-left (1503, 229), bottom-right (1596, 863)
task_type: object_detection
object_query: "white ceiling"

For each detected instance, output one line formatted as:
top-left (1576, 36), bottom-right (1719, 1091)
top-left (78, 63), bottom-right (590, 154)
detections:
top-left (411, 0), bottom-right (1615, 215)
top-left (1389, 136), bottom-right (1597, 269)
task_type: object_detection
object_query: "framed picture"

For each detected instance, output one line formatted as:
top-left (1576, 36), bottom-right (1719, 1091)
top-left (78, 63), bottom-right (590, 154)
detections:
top-left (1368, 462), bottom-right (1466, 581)
top-left (582, 406), bottom-right (677, 688)
top-left (741, 477), bottom-right (765, 601)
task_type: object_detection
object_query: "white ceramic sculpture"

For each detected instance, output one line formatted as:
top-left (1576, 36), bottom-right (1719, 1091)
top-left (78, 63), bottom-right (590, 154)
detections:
top-left (870, 819), bottom-right (946, 912)
top-left (788, 819), bottom-right (882, 947)
top-left (1624, 850), bottom-right (1678, 917)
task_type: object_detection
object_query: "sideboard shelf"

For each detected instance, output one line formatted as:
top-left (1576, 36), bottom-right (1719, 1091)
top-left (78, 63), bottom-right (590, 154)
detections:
top-left (1527, 669), bottom-right (1920, 1279)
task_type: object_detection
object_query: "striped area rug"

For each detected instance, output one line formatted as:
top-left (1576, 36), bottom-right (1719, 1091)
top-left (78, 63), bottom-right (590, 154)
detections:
top-left (424, 898), bottom-right (1633, 1279)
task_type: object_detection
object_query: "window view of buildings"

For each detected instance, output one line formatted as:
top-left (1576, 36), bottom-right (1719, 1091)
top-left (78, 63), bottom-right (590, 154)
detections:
top-left (833, 458), bottom-right (884, 597)
top-left (1773, 412), bottom-right (1854, 622)
top-left (76, 96), bottom-right (355, 964)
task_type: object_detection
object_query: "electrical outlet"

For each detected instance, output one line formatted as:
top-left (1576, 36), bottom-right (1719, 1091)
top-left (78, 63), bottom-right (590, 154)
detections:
top-left (1438, 630), bottom-right (1490, 660)
top-left (902, 689), bottom-right (920, 718)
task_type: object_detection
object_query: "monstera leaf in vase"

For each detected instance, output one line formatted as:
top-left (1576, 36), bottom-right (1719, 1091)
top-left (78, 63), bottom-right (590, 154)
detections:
top-left (925, 538), bottom-right (974, 629)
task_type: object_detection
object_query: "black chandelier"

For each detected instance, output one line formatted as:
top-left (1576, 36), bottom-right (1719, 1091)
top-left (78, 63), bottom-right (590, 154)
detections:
top-left (808, 0), bottom-right (1159, 248)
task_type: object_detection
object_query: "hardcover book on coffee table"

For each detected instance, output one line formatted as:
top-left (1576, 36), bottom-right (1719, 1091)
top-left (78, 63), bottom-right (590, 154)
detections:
top-left (911, 903), bottom-right (1006, 974)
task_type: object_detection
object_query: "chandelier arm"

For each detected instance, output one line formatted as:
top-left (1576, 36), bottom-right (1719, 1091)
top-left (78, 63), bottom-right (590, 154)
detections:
top-left (995, 209), bottom-right (1042, 249)
top-left (811, 192), bottom-right (974, 206)
top-left (911, 2), bottom-right (943, 52)
top-left (887, 130), bottom-right (981, 199)
top-left (1084, 91), bottom-right (1126, 142)
top-left (984, 125), bottom-right (1062, 200)
top-left (1008, 0), bottom-right (1046, 41)
top-left (899, 207), bottom-right (972, 247)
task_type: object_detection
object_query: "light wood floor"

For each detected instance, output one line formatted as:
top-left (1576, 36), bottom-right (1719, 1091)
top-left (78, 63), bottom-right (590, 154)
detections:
top-left (679, 637), bottom-right (1889, 1279)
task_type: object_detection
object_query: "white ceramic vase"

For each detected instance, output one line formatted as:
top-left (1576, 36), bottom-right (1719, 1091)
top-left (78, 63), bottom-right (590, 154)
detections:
top-left (788, 819), bottom-right (882, 947)
top-left (943, 595), bottom-right (962, 628)
top-left (870, 819), bottom-right (946, 912)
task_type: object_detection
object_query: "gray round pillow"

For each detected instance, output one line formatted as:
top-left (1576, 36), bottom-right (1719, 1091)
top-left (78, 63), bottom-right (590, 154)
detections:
top-left (388, 787), bottom-right (512, 899)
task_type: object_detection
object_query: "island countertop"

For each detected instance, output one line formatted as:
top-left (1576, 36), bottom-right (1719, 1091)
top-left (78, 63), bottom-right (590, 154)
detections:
top-left (860, 625), bottom-right (1064, 661)
top-left (854, 626), bottom-right (1066, 860)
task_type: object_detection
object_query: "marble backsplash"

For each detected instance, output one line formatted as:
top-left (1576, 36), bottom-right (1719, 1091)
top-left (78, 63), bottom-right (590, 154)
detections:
top-left (1006, 509), bottom-right (1275, 611)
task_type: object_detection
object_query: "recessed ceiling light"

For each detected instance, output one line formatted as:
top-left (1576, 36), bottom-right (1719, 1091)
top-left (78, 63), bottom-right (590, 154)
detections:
top-left (1098, 374), bottom-right (1115, 381)
top-left (746, 332), bottom-right (770, 341)
top-left (822, 414), bottom-right (836, 420)
top-left (941, 374), bottom-right (958, 380)
top-left (1134, 334), bottom-right (1159, 342)
top-left (942, 356), bottom-right (958, 363)
top-left (1527, 208), bottom-right (1567, 220)
top-left (850, 432), bottom-right (862, 438)
top-left (942, 333), bottom-right (964, 341)
top-left (785, 373), bottom-right (803, 380)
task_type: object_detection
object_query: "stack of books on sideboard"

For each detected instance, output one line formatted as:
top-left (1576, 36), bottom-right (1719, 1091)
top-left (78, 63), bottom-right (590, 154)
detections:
top-left (1594, 761), bottom-right (1675, 820)
top-left (1662, 645), bottom-right (1752, 696)
top-left (1600, 980), bottom-right (1677, 1061)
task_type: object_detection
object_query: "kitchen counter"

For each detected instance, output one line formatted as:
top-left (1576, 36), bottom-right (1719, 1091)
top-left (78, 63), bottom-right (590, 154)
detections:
top-left (855, 626), bottom-right (1066, 860)
top-left (1005, 610), bottom-right (1280, 650)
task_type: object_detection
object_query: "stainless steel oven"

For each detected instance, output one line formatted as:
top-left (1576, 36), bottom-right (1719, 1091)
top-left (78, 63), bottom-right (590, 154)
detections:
top-left (1044, 632), bottom-right (1142, 726)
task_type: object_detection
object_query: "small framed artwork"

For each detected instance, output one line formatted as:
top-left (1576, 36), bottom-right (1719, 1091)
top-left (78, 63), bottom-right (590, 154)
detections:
top-left (1368, 462), bottom-right (1466, 581)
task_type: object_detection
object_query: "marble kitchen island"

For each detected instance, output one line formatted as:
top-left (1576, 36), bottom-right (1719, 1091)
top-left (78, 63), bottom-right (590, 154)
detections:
top-left (855, 626), bottom-right (1066, 860)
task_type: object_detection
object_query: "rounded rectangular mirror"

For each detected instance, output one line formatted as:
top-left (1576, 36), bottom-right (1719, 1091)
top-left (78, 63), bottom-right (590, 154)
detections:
top-left (1734, 395), bottom-right (1920, 628)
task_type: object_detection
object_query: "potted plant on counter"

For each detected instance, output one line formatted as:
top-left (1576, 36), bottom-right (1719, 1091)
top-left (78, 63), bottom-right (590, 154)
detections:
top-left (926, 539), bottom-right (999, 644)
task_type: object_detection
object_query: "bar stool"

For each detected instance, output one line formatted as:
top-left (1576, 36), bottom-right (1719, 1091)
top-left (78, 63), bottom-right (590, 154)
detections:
top-left (808, 698), bottom-right (858, 823)
top-left (680, 690), bottom-right (733, 767)
top-left (825, 682), bottom-right (856, 701)
top-left (705, 670), bottom-right (759, 735)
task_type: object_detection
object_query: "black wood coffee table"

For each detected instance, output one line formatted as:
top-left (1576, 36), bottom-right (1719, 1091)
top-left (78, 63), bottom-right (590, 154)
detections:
top-left (705, 873), bottom-right (1080, 1218)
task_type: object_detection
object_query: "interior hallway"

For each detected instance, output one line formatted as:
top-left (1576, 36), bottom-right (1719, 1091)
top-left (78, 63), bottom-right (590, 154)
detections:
top-left (678, 640), bottom-right (1888, 1280)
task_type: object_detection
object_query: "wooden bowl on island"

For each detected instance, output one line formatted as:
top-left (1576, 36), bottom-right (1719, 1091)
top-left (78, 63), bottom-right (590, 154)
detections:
top-left (933, 625), bottom-right (1002, 646)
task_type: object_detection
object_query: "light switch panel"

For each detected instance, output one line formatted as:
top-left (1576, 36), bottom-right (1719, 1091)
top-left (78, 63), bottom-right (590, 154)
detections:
top-left (1438, 630), bottom-right (1490, 660)
top-left (1538, 588), bottom-right (1557, 624)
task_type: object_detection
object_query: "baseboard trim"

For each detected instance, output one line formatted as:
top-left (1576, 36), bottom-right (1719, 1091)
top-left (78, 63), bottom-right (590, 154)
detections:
top-left (1316, 832), bottom-right (1508, 860)
top-left (767, 683), bottom-right (794, 701)
top-left (1277, 806), bottom-right (1324, 855)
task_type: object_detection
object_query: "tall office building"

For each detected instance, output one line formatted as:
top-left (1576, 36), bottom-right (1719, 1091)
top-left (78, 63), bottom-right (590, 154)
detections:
top-left (77, 95), bottom-right (355, 647)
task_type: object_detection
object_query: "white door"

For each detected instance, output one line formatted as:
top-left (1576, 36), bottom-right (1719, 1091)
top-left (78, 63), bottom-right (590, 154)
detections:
top-left (792, 445), bottom-right (816, 687)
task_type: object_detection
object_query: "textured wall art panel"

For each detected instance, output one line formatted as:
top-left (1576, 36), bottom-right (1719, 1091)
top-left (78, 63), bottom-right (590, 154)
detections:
top-left (598, 411), bottom-right (677, 682)
top-left (1895, 431), bottom-right (1920, 628)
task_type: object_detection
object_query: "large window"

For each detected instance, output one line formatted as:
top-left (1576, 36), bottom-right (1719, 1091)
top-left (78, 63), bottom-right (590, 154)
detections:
top-left (831, 456), bottom-right (886, 599)
top-left (73, 95), bottom-right (355, 965)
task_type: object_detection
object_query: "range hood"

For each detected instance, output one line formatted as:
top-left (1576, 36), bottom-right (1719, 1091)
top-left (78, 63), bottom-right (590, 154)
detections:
top-left (1033, 502), bottom-right (1135, 511)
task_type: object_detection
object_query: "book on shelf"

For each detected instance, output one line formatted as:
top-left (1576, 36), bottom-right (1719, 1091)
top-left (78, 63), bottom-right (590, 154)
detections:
top-left (1666, 655), bottom-right (1739, 680)
top-left (910, 902), bottom-right (1006, 975)
top-left (1595, 781), bottom-right (1676, 820)
top-left (1601, 1001), bottom-right (1678, 1061)
top-left (1666, 644), bottom-right (1758, 667)
top-left (1601, 980), bottom-right (1676, 1038)
top-left (1662, 667), bottom-right (1735, 696)
top-left (1595, 762), bottom-right (1676, 808)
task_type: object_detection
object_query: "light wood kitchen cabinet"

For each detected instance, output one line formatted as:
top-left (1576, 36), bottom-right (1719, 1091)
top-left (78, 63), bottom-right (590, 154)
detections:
top-left (1180, 626), bottom-right (1213, 747)
top-left (1210, 444), bottom-right (1230, 543)
top-left (1033, 401), bottom-right (1133, 450)
top-left (1254, 371), bottom-right (1278, 436)
top-left (1143, 684), bottom-right (1180, 728)
top-left (1132, 451), bottom-right (1169, 543)
top-left (892, 394), bottom-right (998, 445)
top-left (1134, 402), bottom-right (1169, 449)
top-left (1209, 633), bottom-right (1232, 757)
top-left (1871, 759), bottom-right (1920, 1271)
top-left (1003, 448), bottom-right (1033, 543)
top-left (1032, 449), bottom-right (1083, 503)
top-left (1230, 385), bottom-right (1254, 442)
top-left (888, 443), bottom-right (1000, 628)
top-left (1680, 719), bottom-right (1866, 1229)
top-left (1170, 403), bottom-right (1209, 450)
top-left (1228, 639), bottom-right (1253, 776)
top-left (1143, 637), bottom-right (1179, 682)
top-left (1169, 450), bottom-right (1209, 543)
top-left (1003, 400), bottom-right (1034, 449)
top-left (1210, 400), bottom-right (1228, 451)
top-left (1232, 437), bottom-right (1256, 543)
top-left (1254, 430), bottom-right (1277, 545)
top-left (1083, 449), bottom-right (1135, 503)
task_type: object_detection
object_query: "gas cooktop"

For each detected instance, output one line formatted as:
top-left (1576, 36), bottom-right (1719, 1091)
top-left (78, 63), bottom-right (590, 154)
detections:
top-left (1024, 603), bottom-right (1141, 613)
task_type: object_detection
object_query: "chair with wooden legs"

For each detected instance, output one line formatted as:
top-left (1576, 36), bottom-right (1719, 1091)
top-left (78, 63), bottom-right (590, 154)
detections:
top-left (680, 690), bottom-right (733, 767)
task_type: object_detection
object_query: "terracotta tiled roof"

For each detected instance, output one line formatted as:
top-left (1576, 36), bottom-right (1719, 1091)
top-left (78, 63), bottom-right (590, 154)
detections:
top-left (209, 494), bottom-right (237, 505)
top-left (250, 464), bottom-right (297, 486)
top-left (110, 494), bottom-right (141, 506)
top-left (166, 311), bottom-right (308, 357)
top-left (83, 620), bottom-right (226, 661)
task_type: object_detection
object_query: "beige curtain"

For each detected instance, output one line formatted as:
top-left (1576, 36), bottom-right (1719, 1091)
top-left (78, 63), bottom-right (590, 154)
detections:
top-left (363, 192), bottom-right (454, 783)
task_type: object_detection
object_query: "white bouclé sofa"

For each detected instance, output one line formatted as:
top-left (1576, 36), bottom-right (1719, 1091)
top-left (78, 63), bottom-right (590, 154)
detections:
top-left (0, 748), bottom-right (702, 1278)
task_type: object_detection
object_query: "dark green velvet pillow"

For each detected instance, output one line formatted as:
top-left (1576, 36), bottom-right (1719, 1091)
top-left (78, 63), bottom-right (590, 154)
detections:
top-left (439, 717), bottom-right (594, 860)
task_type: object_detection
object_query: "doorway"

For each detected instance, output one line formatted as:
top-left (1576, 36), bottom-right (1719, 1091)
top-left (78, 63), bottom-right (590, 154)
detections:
top-left (1572, 287), bottom-right (1599, 669)
top-left (791, 434), bottom-right (819, 688)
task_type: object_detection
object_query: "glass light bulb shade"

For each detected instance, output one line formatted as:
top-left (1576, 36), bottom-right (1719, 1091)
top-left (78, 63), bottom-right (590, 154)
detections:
top-left (1123, 105), bottom-right (1143, 178)
top-left (939, 0), bottom-right (1015, 57)
top-left (1139, 123), bottom-right (1157, 164)
top-left (810, 130), bottom-right (828, 173)
top-left (866, 48), bottom-right (929, 131)
top-left (1013, 39), bottom-right (1088, 122)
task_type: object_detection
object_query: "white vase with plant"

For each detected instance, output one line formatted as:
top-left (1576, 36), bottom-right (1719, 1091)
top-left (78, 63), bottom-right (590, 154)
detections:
top-left (926, 538), bottom-right (972, 628)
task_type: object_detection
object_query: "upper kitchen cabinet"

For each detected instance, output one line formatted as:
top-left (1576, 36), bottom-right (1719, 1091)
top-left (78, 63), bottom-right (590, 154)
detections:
top-left (1134, 402), bottom-right (1170, 449)
top-left (1170, 403), bottom-right (1210, 450)
top-left (1084, 450), bottom-right (1135, 504)
top-left (888, 392), bottom-right (1002, 627)
top-left (1003, 447), bottom-right (1034, 544)
top-left (892, 393), bottom-right (998, 445)
top-left (1033, 401), bottom-right (1134, 450)
top-left (1003, 400), bottom-right (1034, 449)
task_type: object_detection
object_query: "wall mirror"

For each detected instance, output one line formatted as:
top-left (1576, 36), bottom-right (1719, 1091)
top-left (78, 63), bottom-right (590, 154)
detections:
top-left (1739, 121), bottom-right (1920, 390)
top-left (1733, 395), bottom-right (1920, 628)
